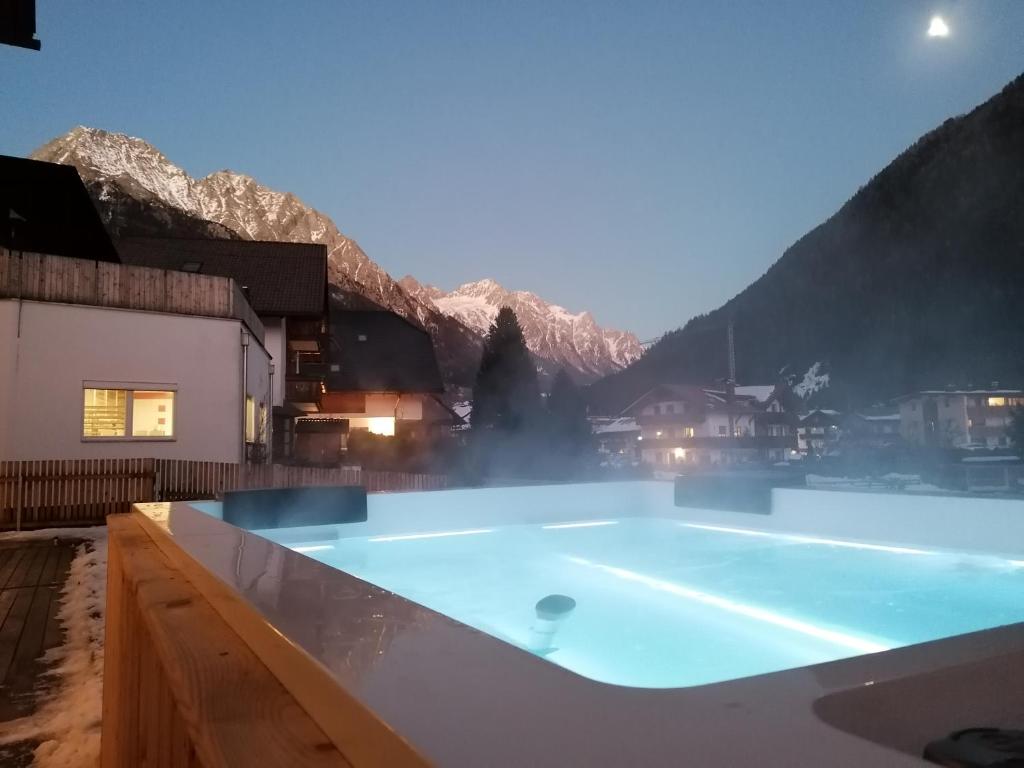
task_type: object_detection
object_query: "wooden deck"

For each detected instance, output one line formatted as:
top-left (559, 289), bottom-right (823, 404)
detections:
top-left (0, 538), bottom-right (77, 765)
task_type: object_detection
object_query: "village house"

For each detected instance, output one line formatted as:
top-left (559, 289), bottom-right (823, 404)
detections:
top-left (117, 236), bottom-right (330, 461)
top-left (841, 406), bottom-right (902, 450)
top-left (295, 308), bottom-right (461, 465)
top-left (896, 389), bottom-right (1024, 449)
top-left (797, 409), bottom-right (843, 457)
top-left (591, 417), bottom-right (641, 467)
top-left (621, 384), bottom-right (796, 468)
top-left (0, 160), bottom-right (272, 463)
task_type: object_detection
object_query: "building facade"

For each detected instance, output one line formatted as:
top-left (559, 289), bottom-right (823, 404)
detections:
top-left (622, 384), bottom-right (796, 468)
top-left (0, 249), bottom-right (271, 462)
top-left (897, 390), bottom-right (1024, 449)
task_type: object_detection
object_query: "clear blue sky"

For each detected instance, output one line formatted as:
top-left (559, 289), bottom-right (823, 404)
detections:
top-left (2, 1), bottom-right (1022, 338)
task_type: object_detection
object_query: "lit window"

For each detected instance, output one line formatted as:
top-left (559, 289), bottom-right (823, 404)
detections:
top-left (83, 389), bottom-right (127, 437)
top-left (132, 391), bottom-right (175, 437)
top-left (988, 397), bottom-right (1007, 407)
top-left (367, 417), bottom-right (395, 436)
top-left (83, 387), bottom-right (175, 439)
top-left (245, 396), bottom-right (256, 443)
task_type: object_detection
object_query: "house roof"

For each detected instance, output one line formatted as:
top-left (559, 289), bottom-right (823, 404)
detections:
top-left (326, 309), bottom-right (444, 394)
top-left (894, 389), bottom-right (1023, 402)
top-left (117, 236), bottom-right (328, 317)
top-left (0, 155), bottom-right (119, 262)
top-left (620, 384), bottom-right (762, 417)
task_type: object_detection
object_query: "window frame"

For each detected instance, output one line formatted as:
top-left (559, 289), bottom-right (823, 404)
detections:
top-left (82, 381), bottom-right (178, 442)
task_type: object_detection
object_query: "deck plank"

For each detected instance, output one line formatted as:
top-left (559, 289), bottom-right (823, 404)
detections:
top-left (0, 540), bottom-right (82, 728)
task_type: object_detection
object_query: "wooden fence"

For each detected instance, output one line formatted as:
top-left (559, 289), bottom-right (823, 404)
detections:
top-left (0, 459), bottom-right (448, 530)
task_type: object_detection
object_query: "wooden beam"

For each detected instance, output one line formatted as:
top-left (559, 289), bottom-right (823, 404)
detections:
top-left (103, 515), bottom-right (356, 768)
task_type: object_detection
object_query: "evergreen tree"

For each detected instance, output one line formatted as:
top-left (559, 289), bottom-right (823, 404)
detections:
top-left (546, 369), bottom-right (592, 474)
top-left (472, 307), bottom-right (541, 432)
top-left (1010, 408), bottom-right (1024, 458)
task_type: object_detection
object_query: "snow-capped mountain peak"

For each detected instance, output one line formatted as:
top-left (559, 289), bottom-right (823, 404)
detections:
top-left (399, 276), bottom-right (642, 377)
top-left (32, 125), bottom-right (640, 382)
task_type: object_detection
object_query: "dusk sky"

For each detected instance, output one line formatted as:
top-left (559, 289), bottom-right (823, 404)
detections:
top-left (2, 1), bottom-right (1022, 339)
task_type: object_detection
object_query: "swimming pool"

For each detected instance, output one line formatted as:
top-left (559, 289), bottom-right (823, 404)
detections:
top-left (143, 482), bottom-right (1024, 766)
top-left (267, 515), bottom-right (1024, 688)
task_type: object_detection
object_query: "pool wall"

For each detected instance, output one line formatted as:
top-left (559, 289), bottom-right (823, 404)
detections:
top-left (201, 480), bottom-right (1024, 557)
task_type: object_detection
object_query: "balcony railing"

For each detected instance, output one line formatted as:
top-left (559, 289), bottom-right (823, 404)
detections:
top-left (285, 379), bottom-right (322, 405)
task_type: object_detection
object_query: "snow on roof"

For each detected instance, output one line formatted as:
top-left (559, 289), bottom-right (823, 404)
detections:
top-left (734, 385), bottom-right (775, 402)
top-left (593, 418), bottom-right (640, 434)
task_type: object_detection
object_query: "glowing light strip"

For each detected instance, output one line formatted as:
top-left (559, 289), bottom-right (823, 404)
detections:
top-left (567, 556), bottom-right (891, 654)
top-left (542, 521), bottom-right (619, 530)
top-left (368, 528), bottom-right (492, 543)
top-left (293, 544), bottom-right (335, 553)
top-left (680, 523), bottom-right (934, 556)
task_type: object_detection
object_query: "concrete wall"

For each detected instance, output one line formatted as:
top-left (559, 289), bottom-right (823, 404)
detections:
top-left (0, 299), bottom-right (271, 462)
top-left (264, 317), bottom-right (287, 408)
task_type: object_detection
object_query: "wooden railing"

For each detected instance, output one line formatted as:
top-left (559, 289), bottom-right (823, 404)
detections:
top-left (0, 248), bottom-right (265, 343)
top-left (0, 459), bottom-right (448, 530)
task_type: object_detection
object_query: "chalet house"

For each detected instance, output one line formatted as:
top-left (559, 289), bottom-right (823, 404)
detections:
top-left (896, 389), bottom-right (1024, 449)
top-left (621, 384), bottom-right (796, 468)
top-left (117, 237), bottom-right (329, 461)
top-left (294, 309), bottom-right (460, 465)
top-left (591, 417), bottom-right (641, 467)
top-left (797, 409), bottom-right (842, 457)
top-left (842, 406), bottom-right (901, 450)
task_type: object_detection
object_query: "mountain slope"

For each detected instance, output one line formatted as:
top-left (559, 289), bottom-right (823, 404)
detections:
top-left (31, 126), bottom-right (484, 385)
top-left (400, 276), bottom-right (641, 379)
top-left (589, 73), bottom-right (1024, 413)
top-left (31, 126), bottom-right (635, 384)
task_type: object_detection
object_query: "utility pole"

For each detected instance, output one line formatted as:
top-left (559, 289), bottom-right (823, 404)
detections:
top-left (726, 318), bottom-right (736, 441)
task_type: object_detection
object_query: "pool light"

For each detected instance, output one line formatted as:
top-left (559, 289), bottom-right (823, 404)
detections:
top-left (567, 556), bottom-right (891, 654)
top-left (368, 528), bottom-right (493, 543)
top-left (293, 544), bottom-right (335, 553)
top-left (542, 521), bottom-right (618, 530)
top-left (679, 523), bottom-right (935, 556)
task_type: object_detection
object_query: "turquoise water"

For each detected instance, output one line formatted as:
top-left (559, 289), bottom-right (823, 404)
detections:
top-left (276, 518), bottom-right (1024, 688)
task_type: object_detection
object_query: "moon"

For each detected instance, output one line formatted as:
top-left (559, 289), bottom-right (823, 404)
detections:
top-left (927, 15), bottom-right (950, 38)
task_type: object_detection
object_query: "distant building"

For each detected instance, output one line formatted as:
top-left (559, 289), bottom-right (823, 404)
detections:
top-left (621, 384), bottom-right (796, 468)
top-left (798, 409), bottom-right (842, 456)
top-left (842, 406), bottom-right (901, 450)
top-left (295, 309), bottom-right (460, 465)
top-left (591, 417), bottom-right (641, 466)
top-left (118, 236), bottom-right (330, 461)
top-left (896, 389), bottom-right (1024, 449)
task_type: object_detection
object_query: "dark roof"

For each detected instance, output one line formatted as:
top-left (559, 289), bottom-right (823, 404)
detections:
top-left (117, 236), bottom-right (327, 317)
top-left (326, 310), bottom-right (444, 394)
top-left (0, 155), bottom-right (118, 261)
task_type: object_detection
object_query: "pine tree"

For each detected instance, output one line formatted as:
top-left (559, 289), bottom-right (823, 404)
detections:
top-left (472, 307), bottom-right (541, 432)
top-left (546, 369), bottom-right (591, 463)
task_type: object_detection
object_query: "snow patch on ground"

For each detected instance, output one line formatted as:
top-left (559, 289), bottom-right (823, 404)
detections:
top-left (0, 528), bottom-right (107, 768)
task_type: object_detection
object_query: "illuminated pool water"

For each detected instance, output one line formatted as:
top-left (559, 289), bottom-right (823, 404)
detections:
top-left (267, 517), bottom-right (1024, 688)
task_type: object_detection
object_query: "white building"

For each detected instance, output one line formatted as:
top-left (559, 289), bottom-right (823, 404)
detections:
top-left (897, 389), bottom-right (1024, 449)
top-left (0, 248), bottom-right (271, 463)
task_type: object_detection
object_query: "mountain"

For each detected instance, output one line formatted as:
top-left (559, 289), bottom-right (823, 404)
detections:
top-left (30, 126), bottom-right (634, 385)
top-left (31, 126), bottom-right (483, 385)
top-left (589, 73), bottom-right (1024, 414)
top-left (399, 276), bottom-right (642, 380)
